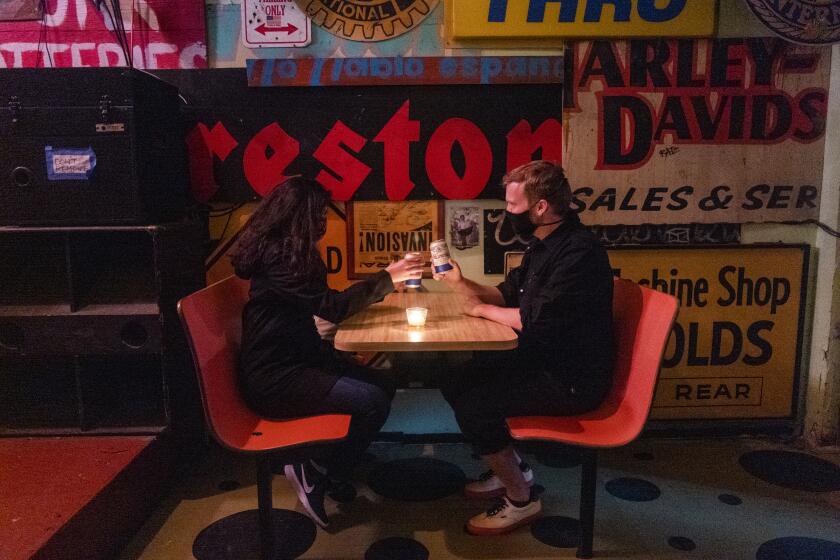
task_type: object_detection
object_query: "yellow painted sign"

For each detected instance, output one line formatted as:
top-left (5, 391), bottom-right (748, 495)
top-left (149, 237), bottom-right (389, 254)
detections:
top-left (448, 0), bottom-right (716, 40)
top-left (505, 245), bottom-right (807, 420)
top-left (318, 204), bottom-right (354, 291)
top-left (610, 246), bottom-right (807, 420)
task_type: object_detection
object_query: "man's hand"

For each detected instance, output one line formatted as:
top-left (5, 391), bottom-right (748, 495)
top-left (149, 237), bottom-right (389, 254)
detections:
top-left (433, 258), bottom-right (463, 285)
top-left (463, 295), bottom-right (484, 317)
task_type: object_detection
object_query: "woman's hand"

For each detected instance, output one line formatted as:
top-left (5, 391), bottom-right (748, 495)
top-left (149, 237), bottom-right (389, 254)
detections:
top-left (386, 254), bottom-right (424, 285)
top-left (433, 258), bottom-right (463, 285)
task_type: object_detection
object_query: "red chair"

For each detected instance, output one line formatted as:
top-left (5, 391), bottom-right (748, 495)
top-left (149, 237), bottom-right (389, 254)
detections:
top-left (507, 278), bottom-right (678, 558)
top-left (178, 275), bottom-right (351, 560)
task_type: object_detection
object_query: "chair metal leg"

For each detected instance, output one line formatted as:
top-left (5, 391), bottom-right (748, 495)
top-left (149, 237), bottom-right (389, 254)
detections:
top-left (577, 450), bottom-right (597, 559)
top-left (257, 455), bottom-right (275, 560)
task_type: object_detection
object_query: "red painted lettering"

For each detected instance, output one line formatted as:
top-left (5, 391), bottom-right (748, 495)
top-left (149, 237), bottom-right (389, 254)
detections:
top-left (314, 121), bottom-right (371, 200)
top-left (243, 122), bottom-right (300, 196)
top-left (506, 118), bottom-right (563, 170)
top-left (186, 122), bottom-right (238, 202)
top-left (425, 118), bottom-right (492, 200)
top-left (374, 100), bottom-right (420, 200)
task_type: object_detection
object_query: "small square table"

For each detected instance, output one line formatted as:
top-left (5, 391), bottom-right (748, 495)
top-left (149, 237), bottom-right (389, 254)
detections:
top-left (334, 292), bottom-right (518, 352)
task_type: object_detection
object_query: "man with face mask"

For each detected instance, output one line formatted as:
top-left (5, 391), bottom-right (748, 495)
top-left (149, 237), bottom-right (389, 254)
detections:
top-left (433, 160), bottom-right (615, 535)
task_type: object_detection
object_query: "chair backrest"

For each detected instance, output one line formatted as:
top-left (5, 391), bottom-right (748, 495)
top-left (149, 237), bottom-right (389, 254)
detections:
top-left (177, 275), bottom-right (258, 451)
top-left (605, 278), bottom-right (679, 436)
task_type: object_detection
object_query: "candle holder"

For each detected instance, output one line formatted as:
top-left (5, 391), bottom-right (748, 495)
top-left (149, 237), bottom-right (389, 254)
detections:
top-left (405, 306), bottom-right (428, 328)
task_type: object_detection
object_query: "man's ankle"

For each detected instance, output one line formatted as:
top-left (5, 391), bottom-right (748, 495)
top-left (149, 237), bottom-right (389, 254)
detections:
top-left (506, 493), bottom-right (531, 507)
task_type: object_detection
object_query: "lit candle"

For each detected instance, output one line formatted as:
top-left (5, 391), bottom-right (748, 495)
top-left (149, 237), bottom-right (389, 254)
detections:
top-left (406, 306), bottom-right (428, 327)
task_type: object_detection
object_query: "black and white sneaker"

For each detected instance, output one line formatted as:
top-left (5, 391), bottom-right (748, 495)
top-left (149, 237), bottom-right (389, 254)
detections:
top-left (284, 462), bottom-right (329, 528)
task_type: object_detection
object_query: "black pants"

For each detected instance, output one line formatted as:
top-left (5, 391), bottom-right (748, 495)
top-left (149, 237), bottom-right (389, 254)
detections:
top-left (440, 351), bottom-right (604, 456)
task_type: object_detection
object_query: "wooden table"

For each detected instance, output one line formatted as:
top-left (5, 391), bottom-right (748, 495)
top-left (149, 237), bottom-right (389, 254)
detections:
top-left (334, 292), bottom-right (518, 352)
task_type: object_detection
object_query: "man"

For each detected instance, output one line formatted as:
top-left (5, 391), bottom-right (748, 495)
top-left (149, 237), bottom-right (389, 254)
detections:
top-left (434, 160), bottom-right (615, 535)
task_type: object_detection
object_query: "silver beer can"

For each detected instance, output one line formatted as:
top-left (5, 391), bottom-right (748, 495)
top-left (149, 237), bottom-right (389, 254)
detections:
top-left (404, 251), bottom-right (422, 288)
top-left (430, 239), bottom-right (453, 274)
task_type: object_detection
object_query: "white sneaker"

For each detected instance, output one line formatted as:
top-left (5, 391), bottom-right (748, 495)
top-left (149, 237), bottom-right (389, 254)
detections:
top-left (464, 462), bottom-right (534, 499)
top-left (466, 496), bottom-right (543, 536)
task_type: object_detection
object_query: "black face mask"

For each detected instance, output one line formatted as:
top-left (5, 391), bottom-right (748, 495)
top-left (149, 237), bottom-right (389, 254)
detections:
top-left (505, 208), bottom-right (536, 238)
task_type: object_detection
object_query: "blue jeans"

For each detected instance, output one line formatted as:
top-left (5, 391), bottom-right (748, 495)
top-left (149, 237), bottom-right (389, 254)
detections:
top-left (310, 363), bottom-right (395, 479)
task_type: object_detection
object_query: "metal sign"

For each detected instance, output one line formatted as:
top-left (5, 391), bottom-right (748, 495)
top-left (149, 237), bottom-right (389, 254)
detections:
top-left (297, 0), bottom-right (438, 42)
top-left (564, 38), bottom-right (830, 225)
top-left (743, 0), bottom-right (840, 45)
top-left (242, 0), bottom-right (311, 48)
top-left (611, 246), bottom-right (808, 421)
top-left (448, 0), bottom-right (716, 40)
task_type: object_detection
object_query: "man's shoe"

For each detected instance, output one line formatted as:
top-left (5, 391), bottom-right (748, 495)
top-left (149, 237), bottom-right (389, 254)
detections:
top-left (284, 462), bottom-right (329, 528)
top-left (464, 462), bottom-right (534, 499)
top-left (465, 496), bottom-right (543, 536)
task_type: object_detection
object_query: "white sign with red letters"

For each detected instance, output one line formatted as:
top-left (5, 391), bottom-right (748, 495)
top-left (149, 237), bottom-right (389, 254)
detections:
top-left (242, 0), bottom-right (310, 48)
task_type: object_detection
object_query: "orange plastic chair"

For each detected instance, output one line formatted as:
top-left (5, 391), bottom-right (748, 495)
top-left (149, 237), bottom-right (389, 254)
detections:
top-left (178, 275), bottom-right (351, 560)
top-left (507, 278), bottom-right (679, 558)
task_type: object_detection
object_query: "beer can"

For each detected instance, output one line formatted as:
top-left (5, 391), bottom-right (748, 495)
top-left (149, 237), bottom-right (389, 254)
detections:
top-left (430, 239), bottom-right (453, 274)
top-left (404, 251), bottom-right (422, 288)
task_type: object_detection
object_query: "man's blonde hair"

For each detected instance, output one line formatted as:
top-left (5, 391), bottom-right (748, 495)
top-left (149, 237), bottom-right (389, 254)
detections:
top-left (503, 160), bottom-right (571, 216)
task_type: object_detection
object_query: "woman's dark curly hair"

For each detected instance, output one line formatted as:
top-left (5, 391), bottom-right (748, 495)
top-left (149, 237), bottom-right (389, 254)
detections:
top-left (231, 176), bottom-right (330, 279)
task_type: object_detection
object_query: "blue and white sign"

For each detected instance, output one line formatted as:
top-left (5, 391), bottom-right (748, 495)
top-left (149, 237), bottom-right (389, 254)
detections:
top-left (242, 0), bottom-right (311, 48)
top-left (45, 146), bottom-right (96, 181)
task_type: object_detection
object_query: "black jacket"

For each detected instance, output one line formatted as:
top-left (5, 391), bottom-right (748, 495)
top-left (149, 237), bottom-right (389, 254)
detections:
top-left (497, 214), bottom-right (615, 401)
top-left (238, 260), bottom-right (393, 408)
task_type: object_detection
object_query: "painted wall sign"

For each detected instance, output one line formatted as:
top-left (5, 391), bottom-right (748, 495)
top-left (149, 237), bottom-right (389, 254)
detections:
top-left (242, 0), bottom-right (310, 47)
top-left (743, 0), bottom-right (840, 45)
top-left (346, 201), bottom-right (444, 278)
top-left (504, 245), bottom-right (808, 420)
top-left (564, 38), bottom-right (830, 224)
top-left (296, 0), bottom-right (438, 41)
top-left (0, 0), bottom-right (207, 68)
top-left (448, 0), bottom-right (716, 40)
top-left (319, 203), bottom-right (353, 289)
top-left (483, 208), bottom-right (741, 274)
top-left (611, 246), bottom-right (808, 421)
top-left (247, 55), bottom-right (564, 86)
top-left (157, 68), bottom-right (562, 204)
top-left (0, 0), bottom-right (41, 21)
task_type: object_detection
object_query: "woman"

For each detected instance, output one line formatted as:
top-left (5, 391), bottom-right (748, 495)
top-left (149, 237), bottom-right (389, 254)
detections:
top-left (231, 176), bottom-right (422, 528)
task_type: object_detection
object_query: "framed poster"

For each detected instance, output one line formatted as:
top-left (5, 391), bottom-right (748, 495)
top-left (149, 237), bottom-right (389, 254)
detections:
top-left (347, 201), bottom-right (445, 278)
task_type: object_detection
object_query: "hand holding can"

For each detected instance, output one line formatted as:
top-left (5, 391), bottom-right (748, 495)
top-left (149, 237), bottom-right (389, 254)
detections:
top-left (386, 252), bottom-right (424, 286)
top-left (430, 239), bottom-right (453, 275)
top-left (404, 252), bottom-right (424, 288)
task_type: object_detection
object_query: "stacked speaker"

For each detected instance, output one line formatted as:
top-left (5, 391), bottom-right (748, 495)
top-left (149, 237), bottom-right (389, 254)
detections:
top-left (0, 69), bottom-right (206, 437)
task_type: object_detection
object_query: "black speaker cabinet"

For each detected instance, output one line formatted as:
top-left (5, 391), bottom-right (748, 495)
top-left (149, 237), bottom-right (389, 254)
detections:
top-left (0, 221), bottom-right (207, 435)
top-left (0, 68), bottom-right (188, 226)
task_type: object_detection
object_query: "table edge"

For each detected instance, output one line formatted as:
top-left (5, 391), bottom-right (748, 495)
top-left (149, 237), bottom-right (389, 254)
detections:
top-left (333, 339), bottom-right (519, 352)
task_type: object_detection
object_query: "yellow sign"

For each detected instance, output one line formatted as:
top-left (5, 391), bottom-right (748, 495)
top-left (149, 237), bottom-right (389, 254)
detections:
top-left (505, 245), bottom-right (807, 420)
top-left (347, 201), bottom-right (444, 278)
top-left (448, 0), bottom-right (716, 40)
top-left (610, 246), bottom-right (807, 420)
top-left (318, 204), bottom-right (353, 290)
top-left (296, 0), bottom-right (439, 42)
